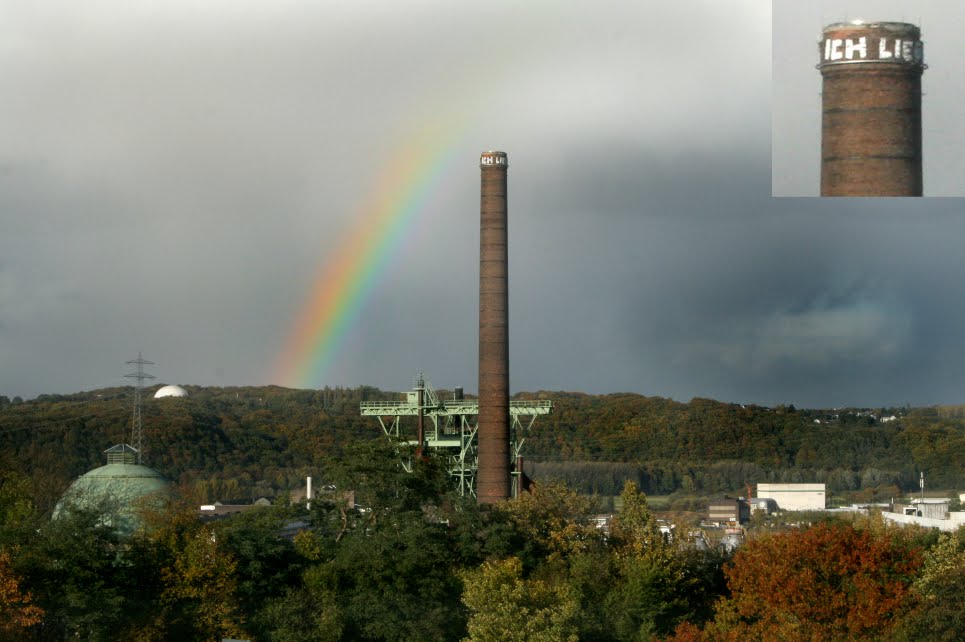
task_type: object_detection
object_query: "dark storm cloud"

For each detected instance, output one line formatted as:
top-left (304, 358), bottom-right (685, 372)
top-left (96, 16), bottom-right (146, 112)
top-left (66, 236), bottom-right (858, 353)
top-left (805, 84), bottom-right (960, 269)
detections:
top-left (501, 121), bottom-right (965, 407)
top-left (505, 140), bottom-right (772, 396)
top-left (616, 198), bottom-right (965, 407)
top-left (10, 0), bottom-right (965, 409)
top-left (520, 142), bottom-right (771, 221)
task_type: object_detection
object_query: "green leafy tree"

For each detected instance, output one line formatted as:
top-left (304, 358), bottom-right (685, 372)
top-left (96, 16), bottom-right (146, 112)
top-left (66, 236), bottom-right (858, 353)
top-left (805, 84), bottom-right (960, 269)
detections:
top-left (604, 481), bottom-right (706, 639)
top-left (319, 515), bottom-right (463, 641)
top-left (498, 482), bottom-right (603, 565)
top-left (445, 494), bottom-right (519, 567)
top-left (892, 530), bottom-right (965, 641)
top-left (257, 581), bottom-right (343, 642)
top-left (461, 556), bottom-right (580, 642)
top-left (325, 438), bottom-right (450, 516)
top-left (561, 547), bottom-right (618, 640)
top-left (15, 500), bottom-right (138, 640)
top-left (213, 504), bottom-right (303, 621)
top-left (278, 437), bottom-right (466, 641)
top-left (610, 481), bottom-right (671, 560)
top-left (0, 469), bottom-right (38, 551)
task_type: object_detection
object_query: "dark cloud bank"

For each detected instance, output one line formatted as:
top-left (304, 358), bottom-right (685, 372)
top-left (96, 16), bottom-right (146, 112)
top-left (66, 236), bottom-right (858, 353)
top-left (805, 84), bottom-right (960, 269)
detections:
top-left (4, 2), bottom-right (965, 409)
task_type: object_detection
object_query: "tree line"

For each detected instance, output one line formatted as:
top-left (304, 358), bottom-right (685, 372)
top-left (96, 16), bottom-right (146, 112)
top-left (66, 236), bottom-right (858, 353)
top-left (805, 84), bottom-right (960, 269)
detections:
top-left (1, 385), bottom-right (962, 504)
top-left (1, 440), bottom-right (962, 640)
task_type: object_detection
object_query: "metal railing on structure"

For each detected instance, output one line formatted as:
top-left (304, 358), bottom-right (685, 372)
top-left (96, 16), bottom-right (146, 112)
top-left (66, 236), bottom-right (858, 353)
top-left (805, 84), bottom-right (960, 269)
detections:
top-left (359, 378), bottom-right (552, 498)
top-left (360, 398), bottom-right (552, 415)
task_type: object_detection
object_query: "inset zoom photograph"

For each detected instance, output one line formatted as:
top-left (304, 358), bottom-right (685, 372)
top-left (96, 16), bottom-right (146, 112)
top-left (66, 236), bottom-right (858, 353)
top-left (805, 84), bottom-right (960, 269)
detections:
top-left (773, 0), bottom-right (965, 196)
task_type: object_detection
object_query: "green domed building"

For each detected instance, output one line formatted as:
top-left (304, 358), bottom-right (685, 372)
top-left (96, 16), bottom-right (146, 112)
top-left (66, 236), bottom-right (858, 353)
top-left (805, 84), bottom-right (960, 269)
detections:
top-left (54, 444), bottom-right (170, 537)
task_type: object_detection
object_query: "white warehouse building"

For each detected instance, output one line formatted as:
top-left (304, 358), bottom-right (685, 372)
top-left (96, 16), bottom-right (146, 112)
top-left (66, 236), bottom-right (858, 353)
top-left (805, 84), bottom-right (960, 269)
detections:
top-left (757, 483), bottom-right (826, 511)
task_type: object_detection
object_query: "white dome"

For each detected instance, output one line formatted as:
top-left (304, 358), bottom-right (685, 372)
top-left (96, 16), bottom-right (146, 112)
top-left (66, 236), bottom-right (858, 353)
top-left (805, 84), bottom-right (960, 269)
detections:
top-left (154, 385), bottom-right (188, 399)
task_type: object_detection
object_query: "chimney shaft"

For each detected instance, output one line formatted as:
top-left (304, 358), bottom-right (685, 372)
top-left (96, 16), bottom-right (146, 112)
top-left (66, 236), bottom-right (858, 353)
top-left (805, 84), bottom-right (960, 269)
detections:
top-left (818, 21), bottom-right (925, 196)
top-left (477, 150), bottom-right (510, 504)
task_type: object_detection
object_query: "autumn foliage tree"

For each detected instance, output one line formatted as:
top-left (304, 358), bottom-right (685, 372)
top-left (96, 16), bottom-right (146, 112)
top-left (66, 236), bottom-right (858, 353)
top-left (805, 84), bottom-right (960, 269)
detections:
top-left (0, 551), bottom-right (43, 636)
top-left (129, 500), bottom-right (248, 640)
top-left (671, 521), bottom-right (923, 641)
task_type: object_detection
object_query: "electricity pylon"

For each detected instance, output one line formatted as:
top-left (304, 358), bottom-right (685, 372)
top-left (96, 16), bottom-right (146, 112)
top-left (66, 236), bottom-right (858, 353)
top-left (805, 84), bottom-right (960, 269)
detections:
top-left (124, 353), bottom-right (155, 464)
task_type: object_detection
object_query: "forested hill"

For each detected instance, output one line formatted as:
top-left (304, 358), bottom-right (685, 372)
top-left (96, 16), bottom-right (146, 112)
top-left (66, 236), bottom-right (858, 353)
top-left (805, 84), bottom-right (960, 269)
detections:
top-left (526, 393), bottom-right (963, 498)
top-left (1, 386), bottom-right (962, 505)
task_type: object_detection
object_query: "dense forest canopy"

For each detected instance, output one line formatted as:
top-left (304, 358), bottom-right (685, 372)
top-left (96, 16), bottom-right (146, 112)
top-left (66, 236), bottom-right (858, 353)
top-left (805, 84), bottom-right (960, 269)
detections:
top-left (1, 385), bottom-right (961, 506)
top-left (1, 439), bottom-right (962, 641)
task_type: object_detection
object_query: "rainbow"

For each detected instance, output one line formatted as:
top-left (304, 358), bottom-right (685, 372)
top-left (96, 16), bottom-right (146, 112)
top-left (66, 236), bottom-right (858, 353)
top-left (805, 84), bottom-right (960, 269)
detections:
top-left (273, 128), bottom-right (466, 389)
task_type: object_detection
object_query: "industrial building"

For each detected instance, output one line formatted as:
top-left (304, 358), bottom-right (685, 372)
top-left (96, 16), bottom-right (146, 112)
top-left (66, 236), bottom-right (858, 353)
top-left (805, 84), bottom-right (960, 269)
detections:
top-left (706, 497), bottom-right (749, 526)
top-left (53, 444), bottom-right (170, 537)
top-left (883, 498), bottom-right (965, 532)
top-left (748, 497), bottom-right (777, 515)
top-left (154, 384), bottom-right (188, 398)
top-left (818, 21), bottom-right (925, 196)
top-left (893, 498), bottom-right (950, 520)
top-left (756, 483), bottom-right (826, 511)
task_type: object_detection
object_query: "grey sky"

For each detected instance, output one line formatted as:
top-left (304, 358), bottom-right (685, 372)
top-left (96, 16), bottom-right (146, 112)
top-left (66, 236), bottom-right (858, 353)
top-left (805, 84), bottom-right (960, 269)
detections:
top-left (773, 0), bottom-right (965, 195)
top-left (3, 1), bottom-right (965, 409)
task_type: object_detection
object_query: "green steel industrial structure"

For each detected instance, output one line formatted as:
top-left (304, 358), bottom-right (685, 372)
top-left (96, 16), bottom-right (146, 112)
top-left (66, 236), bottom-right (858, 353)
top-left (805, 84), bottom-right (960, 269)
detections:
top-left (361, 374), bottom-right (551, 498)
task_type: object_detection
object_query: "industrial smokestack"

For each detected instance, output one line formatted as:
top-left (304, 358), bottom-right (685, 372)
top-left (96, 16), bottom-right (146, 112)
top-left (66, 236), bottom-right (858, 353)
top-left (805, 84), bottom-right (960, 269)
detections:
top-left (818, 21), bottom-right (925, 196)
top-left (477, 150), bottom-right (510, 504)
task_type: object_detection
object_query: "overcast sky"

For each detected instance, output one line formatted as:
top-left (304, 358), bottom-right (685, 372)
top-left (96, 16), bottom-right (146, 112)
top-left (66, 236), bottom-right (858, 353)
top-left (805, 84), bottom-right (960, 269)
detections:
top-left (4, 0), bottom-right (965, 409)
top-left (773, 0), bottom-right (965, 195)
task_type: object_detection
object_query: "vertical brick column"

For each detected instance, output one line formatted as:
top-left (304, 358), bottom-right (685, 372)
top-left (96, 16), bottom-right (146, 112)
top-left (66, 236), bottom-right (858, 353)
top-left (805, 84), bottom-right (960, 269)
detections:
top-left (477, 151), bottom-right (510, 503)
top-left (819, 22), bottom-right (925, 196)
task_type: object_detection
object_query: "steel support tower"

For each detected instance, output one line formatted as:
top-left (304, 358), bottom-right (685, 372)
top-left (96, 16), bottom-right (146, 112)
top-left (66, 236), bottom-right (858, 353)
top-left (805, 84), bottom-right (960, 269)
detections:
top-left (361, 374), bottom-right (551, 498)
top-left (124, 352), bottom-right (155, 464)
